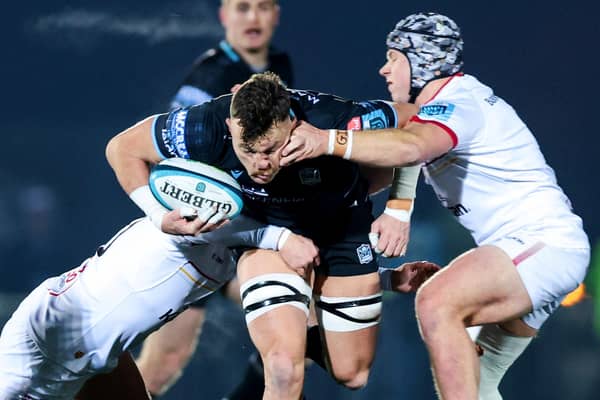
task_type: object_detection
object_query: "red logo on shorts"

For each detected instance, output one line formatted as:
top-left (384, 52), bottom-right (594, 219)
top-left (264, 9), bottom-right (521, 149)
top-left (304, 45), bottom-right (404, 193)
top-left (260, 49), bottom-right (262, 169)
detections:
top-left (347, 117), bottom-right (362, 130)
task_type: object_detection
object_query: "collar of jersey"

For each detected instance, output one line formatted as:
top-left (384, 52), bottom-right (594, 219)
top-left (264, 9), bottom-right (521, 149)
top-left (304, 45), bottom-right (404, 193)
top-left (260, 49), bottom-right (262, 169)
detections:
top-left (219, 40), bottom-right (241, 62)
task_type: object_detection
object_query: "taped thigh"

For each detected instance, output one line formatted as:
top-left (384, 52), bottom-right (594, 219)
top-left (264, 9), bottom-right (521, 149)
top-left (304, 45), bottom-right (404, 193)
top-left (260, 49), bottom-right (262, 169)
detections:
top-left (240, 273), bottom-right (312, 324)
top-left (315, 292), bottom-right (382, 332)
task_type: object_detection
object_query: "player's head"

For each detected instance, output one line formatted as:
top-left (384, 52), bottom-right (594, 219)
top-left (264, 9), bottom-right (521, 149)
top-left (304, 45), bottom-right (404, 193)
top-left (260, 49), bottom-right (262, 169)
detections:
top-left (220, 0), bottom-right (280, 54)
top-left (380, 12), bottom-right (463, 103)
top-left (228, 72), bottom-right (294, 184)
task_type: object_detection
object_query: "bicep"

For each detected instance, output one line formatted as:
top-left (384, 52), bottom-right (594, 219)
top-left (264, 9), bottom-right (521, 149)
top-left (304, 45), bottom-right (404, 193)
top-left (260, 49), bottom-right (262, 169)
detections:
top-left (107, 115), bottom-right (162, 165)
top-left (405, 120), bottom-right (455, 161)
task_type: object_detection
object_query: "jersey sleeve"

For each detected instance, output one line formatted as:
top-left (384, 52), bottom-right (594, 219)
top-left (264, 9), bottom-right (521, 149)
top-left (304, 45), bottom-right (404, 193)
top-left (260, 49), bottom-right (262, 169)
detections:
top-left (411, 96), bottom-right (483, 150)
top-left (350, 100), bottom-right (400, 130)
top-left (292, 90), bottom-right (399, 131)
top-left (151, 102), bottom-right (227, 165)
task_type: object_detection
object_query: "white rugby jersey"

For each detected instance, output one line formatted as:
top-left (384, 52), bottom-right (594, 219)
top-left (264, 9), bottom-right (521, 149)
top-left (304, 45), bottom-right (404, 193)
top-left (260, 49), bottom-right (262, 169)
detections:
top-left (414, 74), bottom-right (588, 249)
top-left (27, 218), bottom-right (236, 374)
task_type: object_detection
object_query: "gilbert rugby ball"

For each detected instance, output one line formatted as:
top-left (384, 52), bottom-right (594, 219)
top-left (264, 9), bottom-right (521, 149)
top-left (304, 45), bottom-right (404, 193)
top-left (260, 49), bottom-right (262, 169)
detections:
top-left (149, 158), bottom-right (243, 219)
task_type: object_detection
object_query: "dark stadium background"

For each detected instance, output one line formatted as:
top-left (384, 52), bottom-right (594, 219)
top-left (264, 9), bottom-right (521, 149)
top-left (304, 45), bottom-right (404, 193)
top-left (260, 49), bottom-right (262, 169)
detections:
top-left (1, 0), bottom-right (598, 398)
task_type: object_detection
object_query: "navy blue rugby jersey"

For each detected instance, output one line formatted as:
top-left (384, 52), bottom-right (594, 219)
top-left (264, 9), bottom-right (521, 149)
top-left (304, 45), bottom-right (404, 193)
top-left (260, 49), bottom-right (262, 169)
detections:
top-left (153, 90), bottom-right (399, 234)
top-left (171, 40), bottom-right (294, 109)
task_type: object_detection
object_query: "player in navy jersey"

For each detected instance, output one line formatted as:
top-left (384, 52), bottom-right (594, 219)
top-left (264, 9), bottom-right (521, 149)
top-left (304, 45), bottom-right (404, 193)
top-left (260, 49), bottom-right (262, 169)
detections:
top-left (170, 0), bottom-right (292, 110)
top-left (106, 72), bottom-right (424, 399)
top-left (135, 1), bottom-right (294, 397)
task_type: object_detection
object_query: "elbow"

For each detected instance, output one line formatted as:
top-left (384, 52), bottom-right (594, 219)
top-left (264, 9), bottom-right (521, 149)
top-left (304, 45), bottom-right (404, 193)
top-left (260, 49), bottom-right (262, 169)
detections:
top-left (105, 135), bottom-right (121, 169)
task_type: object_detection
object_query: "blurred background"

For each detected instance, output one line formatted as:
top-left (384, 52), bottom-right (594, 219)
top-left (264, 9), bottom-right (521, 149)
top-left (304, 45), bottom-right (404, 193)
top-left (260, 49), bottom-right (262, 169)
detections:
top-left (1, 0), bottom-right (599, 398)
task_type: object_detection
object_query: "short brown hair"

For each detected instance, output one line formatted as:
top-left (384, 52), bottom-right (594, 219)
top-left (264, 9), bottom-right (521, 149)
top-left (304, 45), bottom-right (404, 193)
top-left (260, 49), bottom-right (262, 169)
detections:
top-left (230, 72), bottom-right (290, 144)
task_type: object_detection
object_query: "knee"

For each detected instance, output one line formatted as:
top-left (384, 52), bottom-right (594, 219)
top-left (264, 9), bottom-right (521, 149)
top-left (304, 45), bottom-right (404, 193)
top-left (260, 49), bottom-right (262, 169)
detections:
top-left (333, 364), bottom-right (371, 390)
top-left (414, 286), bottom-right (450, 340)
top-left (263, 350), bottom-right (304, 390)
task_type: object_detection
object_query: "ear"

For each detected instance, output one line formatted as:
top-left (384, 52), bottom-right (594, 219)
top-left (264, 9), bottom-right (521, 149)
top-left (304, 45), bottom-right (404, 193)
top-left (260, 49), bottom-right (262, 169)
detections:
top-left (219, 5), bottom-right (226, 26)
top-left (225, 118), bottom-right (232, 130)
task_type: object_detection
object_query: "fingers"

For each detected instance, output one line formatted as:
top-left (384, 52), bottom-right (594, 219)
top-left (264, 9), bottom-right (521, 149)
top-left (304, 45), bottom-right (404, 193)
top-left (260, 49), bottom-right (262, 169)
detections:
top-left (369, 232), bottom-right (405, 258)
top-left (179, 207), bottom-right (228, 235)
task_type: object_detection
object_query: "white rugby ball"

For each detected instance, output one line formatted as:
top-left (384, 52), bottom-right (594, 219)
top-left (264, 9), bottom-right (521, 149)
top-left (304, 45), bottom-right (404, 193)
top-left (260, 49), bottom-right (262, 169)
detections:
top-left (149, 158), bottom-right (243, 219)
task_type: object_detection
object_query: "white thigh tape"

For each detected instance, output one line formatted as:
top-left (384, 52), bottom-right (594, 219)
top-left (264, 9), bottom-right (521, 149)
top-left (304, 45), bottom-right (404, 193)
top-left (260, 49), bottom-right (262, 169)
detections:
top-left (240, 273), bottom-right (312, 324)
top-left (315, 292), bottom-right (382, 332)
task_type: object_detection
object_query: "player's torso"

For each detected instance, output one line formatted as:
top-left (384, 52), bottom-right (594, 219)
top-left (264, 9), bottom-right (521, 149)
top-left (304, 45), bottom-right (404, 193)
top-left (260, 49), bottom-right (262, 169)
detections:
top-left (27, 219), bottom-right (235, 374)
top-left (421, 75), bottom-right (587, 247)
top-left (155, 92), bottom-right (398, 233)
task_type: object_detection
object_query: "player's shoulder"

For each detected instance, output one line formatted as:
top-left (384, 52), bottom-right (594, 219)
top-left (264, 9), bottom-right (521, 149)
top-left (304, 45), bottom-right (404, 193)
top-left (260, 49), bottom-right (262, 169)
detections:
top-left (190, 45), bottom-right (232, 71)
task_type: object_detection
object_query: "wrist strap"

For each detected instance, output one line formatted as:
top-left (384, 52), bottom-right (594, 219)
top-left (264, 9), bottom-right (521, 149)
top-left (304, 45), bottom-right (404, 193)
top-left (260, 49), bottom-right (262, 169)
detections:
top-left (277, 228), bottom-right (292, 250)
top-left (383, 199), bottom-right (414, 222)
top-left (258, 225), bottom-right (286, 250)
top-left (129, 185), bottom-right (168, 229)
top-left (328, 129), bottom-right (353, 159)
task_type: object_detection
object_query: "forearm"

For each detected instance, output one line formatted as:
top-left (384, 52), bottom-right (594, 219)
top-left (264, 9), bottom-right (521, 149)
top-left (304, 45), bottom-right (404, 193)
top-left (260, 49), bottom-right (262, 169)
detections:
top-left (382, 165), bottom-right (420, 218)
top-left (328, 128), bottom-right (424, 167)
top-left (192, 215), bottom-right (288, 250)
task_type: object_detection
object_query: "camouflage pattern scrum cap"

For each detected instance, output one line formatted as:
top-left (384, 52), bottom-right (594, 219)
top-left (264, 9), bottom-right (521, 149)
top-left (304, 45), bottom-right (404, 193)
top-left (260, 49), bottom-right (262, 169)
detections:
top-left (386, 12), bottom-right (463, 102)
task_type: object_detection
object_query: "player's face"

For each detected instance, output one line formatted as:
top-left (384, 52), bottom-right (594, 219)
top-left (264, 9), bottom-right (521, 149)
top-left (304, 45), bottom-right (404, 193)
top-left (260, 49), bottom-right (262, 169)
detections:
top-left (379, 49), bottom-right (411, 103)
top-left (228, 116), bottom-right (294, 184)
top-left (220, 0), bottom-right (280, 53)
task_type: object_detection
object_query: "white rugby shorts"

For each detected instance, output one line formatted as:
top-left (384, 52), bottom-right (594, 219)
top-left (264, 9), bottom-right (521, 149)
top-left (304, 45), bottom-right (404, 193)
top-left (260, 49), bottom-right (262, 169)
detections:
top-left (491, 234), bottom-right (589, 329)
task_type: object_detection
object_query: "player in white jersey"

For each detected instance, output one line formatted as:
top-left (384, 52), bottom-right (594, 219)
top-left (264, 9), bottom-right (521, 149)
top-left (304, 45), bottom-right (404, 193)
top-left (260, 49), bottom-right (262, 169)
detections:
top-left (280, 12), bottom-right (590, 400)
top-left (0, 209), bottom-right (434, 399)
top-left (0, 214), bottom-right (308, 400)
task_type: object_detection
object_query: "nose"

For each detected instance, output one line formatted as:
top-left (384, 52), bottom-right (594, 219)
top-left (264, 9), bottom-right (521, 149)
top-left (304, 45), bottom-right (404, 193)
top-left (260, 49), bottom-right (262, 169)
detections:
top-left (379, 62), bottom-right (389, 77)
top-left (255, 154), bottom-right (271, 170)
top-left (246, 8), bottom-right (258, 21)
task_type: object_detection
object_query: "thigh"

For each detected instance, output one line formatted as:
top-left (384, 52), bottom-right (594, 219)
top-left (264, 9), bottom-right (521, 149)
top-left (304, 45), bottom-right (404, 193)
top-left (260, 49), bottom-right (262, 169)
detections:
top-left (238, 250), bottom-right (311, 356)
top-left (137, 307), bottom-right (205, 364)
top-left (421, 245), bottom-right (533, 326)
top-left (314, 272), bottom-right (382, 371)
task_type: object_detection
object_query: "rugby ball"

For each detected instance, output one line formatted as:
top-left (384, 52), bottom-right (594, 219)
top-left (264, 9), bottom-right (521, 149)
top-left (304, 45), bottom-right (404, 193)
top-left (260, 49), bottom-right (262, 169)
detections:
top-left (149, 158), bottom-right (243, 219)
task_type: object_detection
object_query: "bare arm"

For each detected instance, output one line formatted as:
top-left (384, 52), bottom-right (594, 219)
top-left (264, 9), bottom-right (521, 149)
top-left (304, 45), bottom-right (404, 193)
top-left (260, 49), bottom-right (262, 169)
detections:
top-left (106, 116), bottom-right (226, 235)
top-left (281, 120), bottom-right (453, 168)
top-left (105, 116), bottom-right (162, 195)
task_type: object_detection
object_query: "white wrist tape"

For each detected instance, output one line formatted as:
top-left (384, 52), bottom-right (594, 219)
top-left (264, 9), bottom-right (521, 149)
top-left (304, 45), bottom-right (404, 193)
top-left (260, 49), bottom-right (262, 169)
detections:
top-left (327, 129), bottom-right (336, 155)
top-left (277, 228), bottom-right (292, 250)
top-left (383, 203), bottom-right (414, 223)
top-left (343, 130), bottom-right (353, 160)
top-left (258, 225), bottom-right (286, 250)
top-left (129, 185), bottom-right (168, 229)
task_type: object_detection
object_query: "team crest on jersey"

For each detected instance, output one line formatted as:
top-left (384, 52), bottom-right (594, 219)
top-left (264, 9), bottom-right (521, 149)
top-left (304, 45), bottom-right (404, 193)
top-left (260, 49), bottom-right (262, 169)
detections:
top-left (361, 109), bottom-right (387, 130)
top-left (419, 102), bottom-right (455, 122)
top-left (347, 117), bottom-right (362, 130)
top-left (356, 244), bottom-right (373, 264)
top-left (298, 168), bottom-right (321, 185)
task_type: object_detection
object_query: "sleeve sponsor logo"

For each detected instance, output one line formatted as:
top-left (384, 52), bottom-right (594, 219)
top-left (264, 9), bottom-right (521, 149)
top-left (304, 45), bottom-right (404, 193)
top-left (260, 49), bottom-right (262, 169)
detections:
top-left (163, 110), bottom-right (190, 158)
top-left (347, 116), bottom-right (362, 130)
top-left (360, 109), bottom-right (387, 130)
top-left (419, 102), bottom-right (455, 122)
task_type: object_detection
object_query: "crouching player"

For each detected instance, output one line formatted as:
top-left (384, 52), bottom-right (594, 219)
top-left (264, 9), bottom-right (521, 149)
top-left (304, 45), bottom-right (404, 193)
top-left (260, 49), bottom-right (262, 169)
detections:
top-left (0, 213), bottom-right (314, 400)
